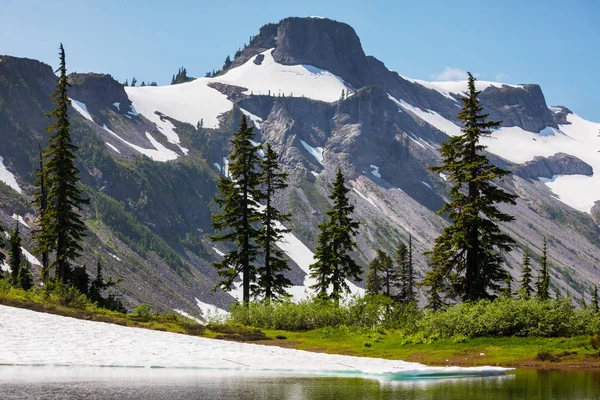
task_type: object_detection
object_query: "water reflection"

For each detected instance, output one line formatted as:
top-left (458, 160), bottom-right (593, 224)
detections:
top-left (1, 366), bottom-right (599, 400)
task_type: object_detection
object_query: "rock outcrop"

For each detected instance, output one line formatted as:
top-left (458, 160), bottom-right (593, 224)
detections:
top-left (515, 152), bottom-right (593, 180)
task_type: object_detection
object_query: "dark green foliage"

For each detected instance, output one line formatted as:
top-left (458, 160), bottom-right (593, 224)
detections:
top-left (39, 44), bottom-right (88, 283)
top-left (131, 77), bottom-right (137, 87)
top-left (32, 144), bottom-right (49, 281)
top-left (171, 67), bottom-right (193, 85)
top-left (366, 250), bottom-right (394, 296)
top-left (223, 56), bottom-right (232, 70)
top-left (256, 143), bottom-right (292, 300)
top-left (89, 259), bottom-right (125, 312)
top-left (537, 237), bottom-right (551, 301)
top-left (421, 263), bottom-right (447, 310)
top-left (426, 73), bottom-right (517, 302)
top-left (519, 250), bottom-right (534, 299)
top-left (310, 169), bottom-right (362, 301)
top-left (592, 285), bottom-right (599, 313)
top-left (71, 265), bottom-right (90, 295)
top-left (499, 274), bottom-right (513, 298)
top-left (397, 235), bottom-right (417, 303)
top-left (8, 220), bottom-right (22, 285)
top-left (211, 115), bottom-right (263, 303)
top-left (16, 261), bottom-right (33, 290)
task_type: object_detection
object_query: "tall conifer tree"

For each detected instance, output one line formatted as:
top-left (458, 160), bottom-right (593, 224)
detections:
top-left (398, 234), bottom-right (417, 303)
top-left (40, 44), bottom-right (88, 283)
top-left (426, 72), bottom-right (517, 302)
top-left (519, 250), bottom-right (534, 299)
top-left (536, 237), bottom-right (551, 301)
top-left (592, 285), bottom-right (599, 313)
top-left (256, 143), bottom-right (292, 300)
top-left (211, 115), bottom-right (262, 304)
top-left (310, 169), bottom-right (361, 301)
top-left (366, 250), bottom-right (393, 296)
top-left (8, 220), bottom-right (23, 286)
top-left (33, 144), bottom-right (50, 282)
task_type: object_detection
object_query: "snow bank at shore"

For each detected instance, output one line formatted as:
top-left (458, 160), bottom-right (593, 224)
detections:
top-left (0, 305), bottom-right (511, 379)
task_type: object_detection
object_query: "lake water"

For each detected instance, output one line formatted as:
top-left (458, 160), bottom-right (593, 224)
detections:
top-left (1, 366), bottom-right (599, 399)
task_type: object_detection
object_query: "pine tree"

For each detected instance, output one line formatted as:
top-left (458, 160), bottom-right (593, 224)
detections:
top-left (309, 169), bottom-right (362, 301)
top-left (256, 143), bottom-right (292, 300)
top-left (426, 73), bottom-right (517, 302)
top-left (421, 264), bottom-right (446, 310)
top-left (500, 274), bottom-right (513, 298)
top-left (8, 220), bottom-right (23, 287)
top-left (33, 144), bottom-right (50, 282)
top-left (17, 261), bottom-right (33, 290)
top-left (40, 44), bottom-right (88, 283)
top-left (365, 252), bottom-right (383, 295)
top-left (536, 237), bottom-right (550, 301)
top-left (400, 234), bottom-right (417, 303)
top-left (366, 250), bottom-right (393, 296)
top-left (210, 115), bottom-right (263, 304)
top-left (394, 242), bottom-right (409, 300)
top-left (592, 285), bottom-right (599, 313)
top-left (518, 250), bottom-right (534, 299)
top-left (131, 77), bottom-right (137, 87)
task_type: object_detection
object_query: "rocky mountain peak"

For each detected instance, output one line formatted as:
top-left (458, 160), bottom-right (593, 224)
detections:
top-left (69, 73), bottom-right (130, 111)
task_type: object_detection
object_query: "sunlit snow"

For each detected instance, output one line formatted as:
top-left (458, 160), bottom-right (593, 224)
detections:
top-left (0, 305), bottom-right (511, 378)
top-left (300, 140), bottom-right (324, 165)
top-left (0, 156), bottom-right (22, 194)
top-left (70, 98), bottom-right (94, 122)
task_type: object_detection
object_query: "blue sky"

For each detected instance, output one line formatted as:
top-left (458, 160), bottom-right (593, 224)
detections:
top-left (2, 0), bottom-right (599, 120)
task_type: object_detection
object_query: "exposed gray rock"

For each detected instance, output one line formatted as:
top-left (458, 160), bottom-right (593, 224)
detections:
top-left (514, 152), bottom-right (593, 180)
top-left (208, 82), bottom-right (248, 101)
top-left (69, 73), bottom-right (131, 112)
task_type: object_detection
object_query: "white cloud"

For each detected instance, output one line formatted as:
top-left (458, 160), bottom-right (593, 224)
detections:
top-left (431, 67), bottom-right (469, 81)
top-left (431, 67), bottom-right (484, 82)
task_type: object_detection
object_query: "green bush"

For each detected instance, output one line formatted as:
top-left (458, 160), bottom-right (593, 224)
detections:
top-left (133, 303), bottom-right (153, 319)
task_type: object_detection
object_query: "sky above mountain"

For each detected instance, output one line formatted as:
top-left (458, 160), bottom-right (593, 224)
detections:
top-left (2, 0), bottom-right (599, 121)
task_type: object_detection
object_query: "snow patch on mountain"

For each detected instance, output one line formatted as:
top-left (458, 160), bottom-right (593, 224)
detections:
top-left (0, 156), bottom-right (22, 194)
top-left (102, 125), bottom-right (179, 162)
top-left (218, 49), bottom-right (349, 102)
top-left (352, 188), bottom-right (381, 211)
top-left (300, 140), bottom-right (324, 165)
top-left (21, 247), bottom-right (41, 266)
top-left (401, 77), bottom-right (524, 101)
top-left (105, 143), bottom-right (121, 154)
top-left (12, 214), bottom-right (29, 228)
top-left (70, 99), bottom-right (94, 122)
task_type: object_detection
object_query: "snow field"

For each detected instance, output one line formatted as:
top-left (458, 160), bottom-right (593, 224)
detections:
top-left (0, 305), bottom-right (511, 378)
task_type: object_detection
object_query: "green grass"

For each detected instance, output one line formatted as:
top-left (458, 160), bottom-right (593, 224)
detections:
top-left (259, 326), bottom-right (600, 367)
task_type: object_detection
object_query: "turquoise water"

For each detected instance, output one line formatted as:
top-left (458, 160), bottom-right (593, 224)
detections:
top-left (1, 366), bottom-right (599, 399)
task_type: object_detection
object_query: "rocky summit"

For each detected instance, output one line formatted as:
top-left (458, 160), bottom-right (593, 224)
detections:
top-left (1, 17), bottom-right (599, 315)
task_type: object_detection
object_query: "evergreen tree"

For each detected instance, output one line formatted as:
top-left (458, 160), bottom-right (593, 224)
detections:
top-left (421, 264), bottom-right (446, 310)
top-left (394, 242), bottom-right (409, 300)
top-left (500, 274), bottom-right (513, 298)
top-left (8, 220), bottom-right (23, 286)
top-left (426, 73), bottom-right (517, 302)
top-left (223, 55), bottom-right (232, 70)
top-left (124, 79), bottom-right (129, 87)
top-left (210, 115), bottom-right (263, 304)
top-left (40, 44), bottom-right (88, 283)
top-left (17, 261), bottom-right (33, 290)
top-left (536, 237), bottom-right (551, 301)
top-left (592, 285), bottom-right (599, 313)
top-left (366, 250), bottom-right (393, 296)
top-left (71, 265), bottom-right (90, 295)
top-left (365, 253), bottom-right (382, 295)
top-left (309, 169), bottom-right (362, 301)
top-left (131, 77), bottom-right (137, 87)
top-left (400, 234), bottom-right (417, 303)
top-left (33, 144), bottom-right (50, 282)
top-left (256, 143), bottom-right (292, 300)
top-left (518, 250), bottom-right (534, 299)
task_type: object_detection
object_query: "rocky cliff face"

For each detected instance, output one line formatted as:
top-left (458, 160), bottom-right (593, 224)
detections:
top-left (515, 153), bottom-right (593, 180)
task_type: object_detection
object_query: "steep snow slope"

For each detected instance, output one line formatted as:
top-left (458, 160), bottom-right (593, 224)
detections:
top-left (124, 49), bottom-right (349, 141)
top-left (0, 305), bottom-right (510, 378)
top-left (217, 49), bottom-right (350, 102)
top-left (402, 76), bottom-right (523, 101)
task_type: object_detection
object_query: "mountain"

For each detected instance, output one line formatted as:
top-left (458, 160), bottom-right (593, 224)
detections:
top-left (1, 17), bottom-right (599, 315)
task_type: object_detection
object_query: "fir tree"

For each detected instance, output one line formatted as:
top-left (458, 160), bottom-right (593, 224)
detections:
top-left (309, 169), bottom-right (362, 301)
top-left (40, 44), bottom-right (88, 283)
top-left (8, 220), bottom-right (23, 286)
top-left (366, 250), bottom-right (393, 296)
top-left (399, 234), bottom-right (417, 303)
top-left (131, 77), bottom-right (137, 87)
top-left (536, 237), bottom-right (551, 301)
top-left (518, 250), bottom-right (534, 299)
top-left (394, 242), bottom-right (409, 300)
top-left (426, 72), bottom-right (517, 302)
top-left (17, 261), bottom-right (33, 290)
top-left (421, 264), bottom-right (446, 310)
top-left (223, 56), bottom-right (232, 70)
top-left (256, 143), bottom-right (292, 300)
top-left (592, 285), bottom-right (599, 313)
top-left (33, 144), bottom-right (50, 282)
top-left (500, 274), bottom-right (513, 298)
top-left (210, 115), bottom-right (263, 304)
